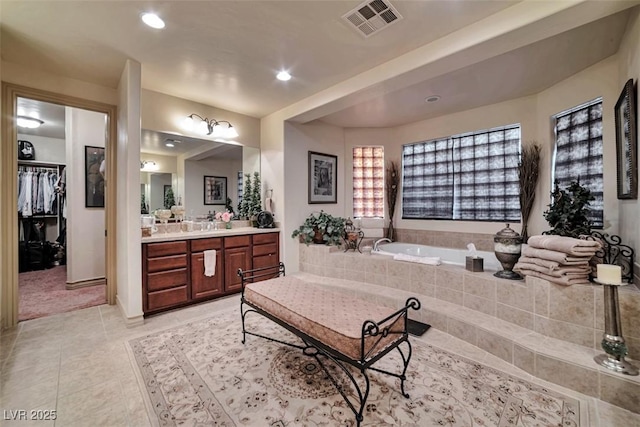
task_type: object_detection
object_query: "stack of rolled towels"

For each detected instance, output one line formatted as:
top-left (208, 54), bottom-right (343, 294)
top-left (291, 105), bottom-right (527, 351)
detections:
top-left (514, 235), bottom-right (601, 286)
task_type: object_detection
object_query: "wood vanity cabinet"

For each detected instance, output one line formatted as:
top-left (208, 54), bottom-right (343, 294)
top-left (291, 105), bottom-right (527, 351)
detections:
top-left (252, 232), bottom-right (280, 281)
top-left (223, 235), bottom-right (252, 293)
top-left (190, 237), bottom-right (224, 300)
top-left (142, 231), bottom-right (280, 315)
top-left (143, 241), bottom-right (189, 313)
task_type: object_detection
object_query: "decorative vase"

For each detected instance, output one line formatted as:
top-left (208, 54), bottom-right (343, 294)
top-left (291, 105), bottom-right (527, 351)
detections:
top-left (493, 224), bottom-right (523, 280)
top-left (225, 222), bottom-right (232, 229)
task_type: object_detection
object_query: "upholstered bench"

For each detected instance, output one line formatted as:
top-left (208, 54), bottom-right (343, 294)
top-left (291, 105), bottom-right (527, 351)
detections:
top-left (238, 263), bottom-right (420, 426)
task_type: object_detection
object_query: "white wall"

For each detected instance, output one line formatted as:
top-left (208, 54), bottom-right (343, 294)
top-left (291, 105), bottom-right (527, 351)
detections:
top-left (17, 134), bottom-right (65, 164)
top-left (283, 121), bottom-right (346, 270)
top-left (184, 158), bottom-right (241, 217)
top-left (617, 7), bottom-right (640, 262)
top-left (64, 107), bottom-right (106, 283)
top-left (116, 59), bottom-right (143, 322)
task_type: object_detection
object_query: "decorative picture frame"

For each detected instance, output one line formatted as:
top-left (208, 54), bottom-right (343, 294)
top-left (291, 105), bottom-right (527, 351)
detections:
top-left (308, 151), bottom-right (337, 204)
top-left (84, 145), bottom-right (105, 208)
top-left (615, 78), bottom-right (638, 199)
top-left (204, 176), bottom-right (227, 205)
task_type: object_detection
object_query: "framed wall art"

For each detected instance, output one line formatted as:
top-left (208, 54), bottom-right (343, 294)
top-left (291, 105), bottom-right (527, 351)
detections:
top-left (204, 175), bottom-right (227, 205)
top-left (308, 151), bottom-right (337, 204)
top-left (85, 145), bottom-right (105, 208)
top-left (615, 78), bottom-right (637, 199)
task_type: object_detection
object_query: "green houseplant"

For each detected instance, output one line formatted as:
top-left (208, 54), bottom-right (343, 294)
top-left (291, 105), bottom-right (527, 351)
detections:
top-left (543, 179), bottom-right (594, 238)
top-left (163, 187), bottom-right (175, 210)
top-left (291, 211), bottom-right (346, 245)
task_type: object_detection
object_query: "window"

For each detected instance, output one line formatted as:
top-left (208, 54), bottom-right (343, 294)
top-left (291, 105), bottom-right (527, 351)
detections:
top-left (402, 125), bottom-right (521, 222)
top-left (552, 99), bottom-right (603, 228)
top-left (353, 146), bottom-right (384, 218)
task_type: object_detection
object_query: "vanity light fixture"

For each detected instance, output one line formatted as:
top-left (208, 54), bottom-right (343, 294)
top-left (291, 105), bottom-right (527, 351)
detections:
top-left (141, 13), bottom-right (165, 29)
top-left (276, 71), bottom-right (292, 81)
top-left (17, 115), bottom-right (44, 129)
top-left (140, 160), bottom-right (159, 171)
top-left (183, 114), bottom-right (239, 138)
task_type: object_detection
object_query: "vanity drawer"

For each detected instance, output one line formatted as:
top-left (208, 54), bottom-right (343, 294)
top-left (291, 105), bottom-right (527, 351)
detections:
top-left (147, 254), bottom-right (187, 273)
top-left (147, 286), bottom-right (188, 311)
top-left (225, 235), bottom-right (250, 249)
top-left (146, 241), bottom-right (187, 258)
top-left (253, 232), bottom-right (278, 245)
top-left (191, 237), bottom-right (223, 253)
top-left (253, 243), bottom-right (278, 257)
top-left (147, 268), bottom-right (187, 292)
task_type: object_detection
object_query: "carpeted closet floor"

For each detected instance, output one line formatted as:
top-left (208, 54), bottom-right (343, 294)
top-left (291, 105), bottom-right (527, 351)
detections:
top-left (19, 265), bottom-right (106, 321)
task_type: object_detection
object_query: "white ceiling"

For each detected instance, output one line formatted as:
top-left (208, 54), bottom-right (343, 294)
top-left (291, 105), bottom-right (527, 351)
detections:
top-left (16, 98), bottom-right (65, 140)
top-left (2, 1), bottom-right (637, 135)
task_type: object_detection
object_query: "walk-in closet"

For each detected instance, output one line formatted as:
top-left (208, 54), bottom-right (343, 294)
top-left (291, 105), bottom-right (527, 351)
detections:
top-left (17, 97), bottom-right (107, 321)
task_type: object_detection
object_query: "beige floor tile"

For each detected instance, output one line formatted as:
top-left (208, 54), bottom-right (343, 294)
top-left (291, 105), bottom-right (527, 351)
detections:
top-left (0, 400), bottom-right (57, 427)
top-left (596, 399), bottom-right (640, 427)
top-left (0, 376), bottom-right (59, 410)
top-left (55, 378), bottom-right (124, 424)
top-left (56, 402), bottom-right (128, 427)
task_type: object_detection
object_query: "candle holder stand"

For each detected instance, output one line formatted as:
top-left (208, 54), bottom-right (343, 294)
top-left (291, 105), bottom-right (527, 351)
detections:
top-left (593, 279), bottom-right (639, 376)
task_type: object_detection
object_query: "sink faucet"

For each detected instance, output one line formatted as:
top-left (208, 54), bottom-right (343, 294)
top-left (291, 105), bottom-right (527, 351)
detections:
top-left (373, 237), bottom-right (392, 252)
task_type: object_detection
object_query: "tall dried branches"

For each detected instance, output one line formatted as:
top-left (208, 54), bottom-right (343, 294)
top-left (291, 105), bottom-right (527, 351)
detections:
top-left (518, 142), bottom-right (541, 241)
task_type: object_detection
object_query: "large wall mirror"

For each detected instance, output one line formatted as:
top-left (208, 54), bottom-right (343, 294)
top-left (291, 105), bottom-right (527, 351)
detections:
top-left (140, 129), bottom-right (259, 217)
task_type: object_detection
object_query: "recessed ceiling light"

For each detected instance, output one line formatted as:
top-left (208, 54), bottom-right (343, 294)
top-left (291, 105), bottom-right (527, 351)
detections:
top-left (141, 13), bottom-right (165, 29)
top-left (276, 71), bottom-right (292, 81)
top-left (165, 142), bottom-right (175, 148)
top-left (425, 95), bottom-right (441, 103)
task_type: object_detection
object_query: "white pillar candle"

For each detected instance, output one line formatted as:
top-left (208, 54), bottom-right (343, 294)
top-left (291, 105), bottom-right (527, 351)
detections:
top-left (597, 264), bottom-right (622, 284)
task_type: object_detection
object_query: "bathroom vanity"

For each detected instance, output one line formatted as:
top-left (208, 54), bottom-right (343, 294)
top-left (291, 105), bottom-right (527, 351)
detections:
top-left (141, 228), bottom-right (279, 315)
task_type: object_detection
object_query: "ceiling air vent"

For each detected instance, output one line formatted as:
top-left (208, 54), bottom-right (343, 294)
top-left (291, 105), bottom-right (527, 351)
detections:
top-left (342, 0), bottom-right (403, 38)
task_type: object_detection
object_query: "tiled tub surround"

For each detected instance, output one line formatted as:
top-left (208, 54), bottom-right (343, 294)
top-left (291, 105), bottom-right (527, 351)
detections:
top-left (298, 243), bottom-right (640, 414)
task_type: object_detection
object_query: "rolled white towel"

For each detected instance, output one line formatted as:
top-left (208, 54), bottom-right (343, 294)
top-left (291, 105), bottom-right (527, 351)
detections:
top-left (204, 249), bottom-right (216, 277)
top-left (393, 253), bottom-right (441, 265)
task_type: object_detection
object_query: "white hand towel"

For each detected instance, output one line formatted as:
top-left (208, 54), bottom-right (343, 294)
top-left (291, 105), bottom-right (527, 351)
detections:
top-left (204, 250), bottom-right (216, 277)
top-left (393, 253), bottom-right (441, 265)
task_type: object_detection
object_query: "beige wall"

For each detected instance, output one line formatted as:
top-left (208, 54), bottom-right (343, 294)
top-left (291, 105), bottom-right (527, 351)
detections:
top-left (141, 89), bottom-right (261, 149)
top-left (342, 56), bottom-right (620, 241)
top-left (617, 7), bottom-right (640, 271)
top-left (1, 61), bottom-right (118, 106)
top-left (184, 158), bottom-right (242, 218)
top-left (282, 121), bottom-right (346, 269)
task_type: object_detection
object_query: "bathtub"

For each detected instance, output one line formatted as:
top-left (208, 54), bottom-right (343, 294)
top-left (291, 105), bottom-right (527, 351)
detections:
top-left (374, 242), bottom-right (501, 271)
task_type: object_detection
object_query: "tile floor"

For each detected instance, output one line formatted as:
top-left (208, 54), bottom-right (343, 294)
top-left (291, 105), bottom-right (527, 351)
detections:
top-left (1, 294), bottom-right (639, 426)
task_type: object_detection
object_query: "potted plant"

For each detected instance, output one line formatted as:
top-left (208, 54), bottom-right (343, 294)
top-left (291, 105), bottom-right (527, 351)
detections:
top-left (291, 211), bottom-right (346, 245)
top-left (543, 179), bottom-right (594, 238)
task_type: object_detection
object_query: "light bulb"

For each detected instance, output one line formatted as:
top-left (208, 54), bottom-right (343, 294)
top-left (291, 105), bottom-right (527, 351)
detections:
top-left (141, 13), bottom-right (165, 29)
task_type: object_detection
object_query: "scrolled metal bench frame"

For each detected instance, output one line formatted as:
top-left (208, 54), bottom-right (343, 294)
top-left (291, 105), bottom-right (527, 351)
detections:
top-left (238, 263), bottom-right (421, 426)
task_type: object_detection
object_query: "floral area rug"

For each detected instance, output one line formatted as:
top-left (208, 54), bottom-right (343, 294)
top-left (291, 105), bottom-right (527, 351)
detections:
top-left (128, 308), bottom-right (582, 426)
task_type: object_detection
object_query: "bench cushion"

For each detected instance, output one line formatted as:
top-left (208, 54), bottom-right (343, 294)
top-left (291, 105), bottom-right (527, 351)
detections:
top-left (244, 276), bottom-right (404, 360)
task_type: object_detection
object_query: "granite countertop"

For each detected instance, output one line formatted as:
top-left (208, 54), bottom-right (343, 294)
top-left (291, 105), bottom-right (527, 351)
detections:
top-left (142, 227), bottom-right (280, 243)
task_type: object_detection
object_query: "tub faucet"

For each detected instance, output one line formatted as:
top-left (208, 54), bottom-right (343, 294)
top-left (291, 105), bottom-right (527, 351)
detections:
top-left (373, 238), bottom-right (392, 252)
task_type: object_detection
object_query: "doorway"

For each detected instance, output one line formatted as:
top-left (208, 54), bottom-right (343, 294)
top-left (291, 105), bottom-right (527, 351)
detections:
top-left (1, 83), bottom-right (117, 329)
top-left (17, 97), bottom-right (109, 321)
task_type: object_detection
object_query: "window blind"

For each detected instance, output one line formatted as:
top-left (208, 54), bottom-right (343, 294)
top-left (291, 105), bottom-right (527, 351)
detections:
top-left (553, 99), bottom-right (603, 228)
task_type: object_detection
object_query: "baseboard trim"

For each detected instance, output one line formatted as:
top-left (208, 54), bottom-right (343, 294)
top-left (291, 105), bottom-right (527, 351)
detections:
top-left (65, 277), bottom-right (106, 290)
top-left (116, 295), bottom-right (145, 328)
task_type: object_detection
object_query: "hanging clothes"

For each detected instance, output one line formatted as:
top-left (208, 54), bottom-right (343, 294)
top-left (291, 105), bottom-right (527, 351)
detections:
top-left (17, 166), bottom-right (59, 216)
